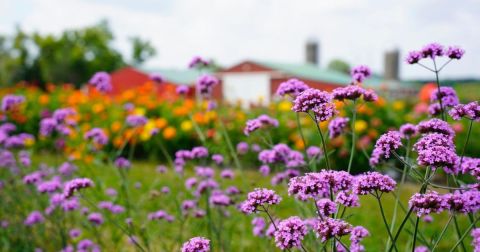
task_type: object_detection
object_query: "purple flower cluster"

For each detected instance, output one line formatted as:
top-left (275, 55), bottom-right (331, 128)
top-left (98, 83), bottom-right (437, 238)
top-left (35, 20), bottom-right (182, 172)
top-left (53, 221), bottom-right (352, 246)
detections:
top-left (89, 71), bottom-right (112, 93)
top-left (126, 115), bottom-right (147, 127)
top-left (316, 199), bottom-right (337, 216)
top-left (306, 146), bottom-right (322, 159)
top-left (406, 43), bottom-right (464, 64)
top-left (288, 170), bottom-right (353, 200)
top-left (351, 65), bottom-right (372, 83)
top-left (114, 157), bottom-right (131, 169)
top-left (258, 144), bottom-right (305, 168)
top-left (62, 178), bottom-right (94, 199)
top-left (292, 88), bottom-right (333, 113)
top-left (148, 210), bottom-right (175, 222)
top-left (276, 79), bottom-right (309, 98)
top-left (181, 237), bottom-right (210, 252)
top-left (353, 172), bottom-right (396, 195)
top-left (84, 128), bottom-right (108, 146)
top-left (350, 226), bottom-right (369, 252)
top-left (460, 157), bottom-right (480, 180)
top-left (472, 228), bottom-right (480, 252)
top-left (149, 73), bottom-right (164, 83)
top-left (409, 191), bottom-right (448, 216)
top-left (176, 85), bottom-right (190, 95)
top-left (24, 211), bottom-right (44, 226)
top-left (315, 217), bottom-right (352, 242)
top-left (244, 114), bottom-right (279, 136)
top-left (273, 216), bottom-right (307, 250)
top-left (430, 87), bottom-right (459, 107)
top-left (449, 101), bottom-right (480, 121)
top-left (369, 131), bottom-right (402, 166)
top-left (196, 74), bottom-right (219, 97)
top-left (188, 56), bottom-right (209, 69)
top-left (328, 117), bottom-right (349, 139)
top-left (417, 118), bottom-right (454, 137)
top-left (416, 142), bottom-right (458, 174)
top-left (87, 212), bottom-right (104, 225)
top-left (399, 123), bottom-right (418, 138)
top-left (40, 108), bottom-right (77, 136)
top-left (1, 94), bottom-right (25, 112)
top-left (240, 188), bottom-right (281, 214)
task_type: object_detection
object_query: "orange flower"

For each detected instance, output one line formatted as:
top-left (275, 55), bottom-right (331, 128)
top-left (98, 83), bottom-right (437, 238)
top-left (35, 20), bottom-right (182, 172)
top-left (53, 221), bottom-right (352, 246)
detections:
top-left (39, 94), bottom-right (49, 105)
top-left (111, 121), bottom-right (122, 133)
top-left (155, 118), bottom-right (168, 129)
top-left (163, 126), bottom-right (176, 140)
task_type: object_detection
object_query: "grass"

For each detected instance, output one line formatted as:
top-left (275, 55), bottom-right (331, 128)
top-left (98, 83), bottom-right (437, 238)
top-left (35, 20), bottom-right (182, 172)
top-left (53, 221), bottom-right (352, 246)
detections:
top-left (1, 154), bottom-right (473, 251)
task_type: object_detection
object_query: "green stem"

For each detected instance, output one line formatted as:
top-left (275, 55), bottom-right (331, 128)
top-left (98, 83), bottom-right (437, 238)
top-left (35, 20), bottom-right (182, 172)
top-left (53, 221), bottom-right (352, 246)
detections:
top-left (388, 207), bottom-right (414, 252)
top-left (188, 113), bottom-right (207, 145)
top-left (432, 59), bottom-right (446, 121)
top-left (308, 112), bottom-right (331, 170)
top-left (375, 192), bottom-right (398, 252)
top-left (431, 214), bottom-right (453, 251)
top-left (296, 113), bottom-right (308, 156)
top-left (219, 120), bottom-right (243, 171)
top-left (347, 100), bottom-right (357, 173)
top-left (411, 217), bottom-right (420, 252)
top-left (459, 119), bottom-right (473, 167)
top-left (449, 216), bottom-right (480, 252)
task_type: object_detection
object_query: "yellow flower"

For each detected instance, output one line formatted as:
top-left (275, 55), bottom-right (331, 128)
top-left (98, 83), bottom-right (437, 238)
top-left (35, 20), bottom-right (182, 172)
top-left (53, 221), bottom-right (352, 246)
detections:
top-left (393, 101), bottom-right (405, 111)
top-left (24, 138), bottom-right (35, 147)
top-left (181, 120), bottom-right (193, 132)
top-left (134, 107), bottom-right (146, 116)
top-left (163, 126), bottom-right (176, 140)
top-left (92, 103), bottom-right (104, 113)
top-left (354, 120), bottom-right (368, 133)
top-left (278, 100), bottom-right (292, 112)
top-left (155, 118), bottom-right (167, 129)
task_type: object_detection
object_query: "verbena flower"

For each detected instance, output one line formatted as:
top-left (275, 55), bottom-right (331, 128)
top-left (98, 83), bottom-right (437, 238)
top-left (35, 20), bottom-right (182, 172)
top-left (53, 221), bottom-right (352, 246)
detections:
top-left (414, 246), bottom-right (429, 252)
top-left (274, 216), bottom-right (308, 250)
top-left (196, 74), bottom-right (218, 97)
top-left (351, 65), bottom-right (372, 83)
top-left (332, 85), bottom-right (364, 101)
top-left (430, 87), bottom-right (459, 107)
top-left (276, 78), bottom-right (309, 98)
top-left (188, 56), bottom-right (209, 69)
top-left (413, 133), bottom-right (455, 152)
top-left (460, 157), bottom-right (480, 179)
top-left (328, 117), bottom-right (349, 139)
top-left (1, 94), bottom-right (25, 112)
top-left (176, 85), bottom-right (189, 95)
top-left (114, 157), bottom-right (131, 169)
top-left (444, 190), bottom-right (480, 214)
top-left (471, 228), bottom-right (480, 252)
top-left (417, 146), bottom-right (459, 174)
top-left (306, 146), bottom-right (322, 159)
top-left (406, 51), bottom-right (422, 64)
top-left (211, 154), bottom-right (223, 165)
top-left (240, 188), bottom-right (281, 214)
top-left (369, 131), bottom-right (402, 165)
top-left (258, 144), bottom-right (305, 168)
top-left (24, 211), bottom-right (44, 226)
top-left (417, 118), bottom-right (455, 137)
top-left (148, 210), bottom-right (174, 222)
top-left (421, 43), bottom-right (445, 59)
top-left (312, 103), bottom-right (337, 122)
top-left (353, 172), bottom-right (396, 195)
top-left (236, 142), bottom-right (249, 155)
top-left (350, 226), bottom-right (369, 252)
top-left (315, 217), bottom-right (352, 242)
top-left (446, 46), bottom-right (465, 60)
top-left (149, 73), bottom-right (163, 83)
top-left (252, 217), bottom-right (266, 237)
top-left (335, 191), bottom-right (360, 208)
top-left (87, 212), bottom-right (104, 225)
top-left (209, 191), bottom-right (232, 207)
top-left (292, 88), bottom-right (332, 113)
top-left (181, 237), bottom-right (210, 252)
top-left (84, 128), bottom-right (108, 146)
top-left (191, 146), bottom-right (209, 159)
top-left (399, 123), bottom-right (418, 138)
top-left (455, 101), bottom-right (480, 121)
top-left (316, 199), bottom-right (337, 216)
top-left (89, 71), bottom-right (112, 93)
top-left (288, 170), bottom-right (353, 200)
top-left (244, 114), bottom-right (279, 135)
top-left (126, 115), bottom-right (147, 127)
top-left (62, 178), bottom-right (94, 199)
top-left (409, 191), bottom-right (448, 216)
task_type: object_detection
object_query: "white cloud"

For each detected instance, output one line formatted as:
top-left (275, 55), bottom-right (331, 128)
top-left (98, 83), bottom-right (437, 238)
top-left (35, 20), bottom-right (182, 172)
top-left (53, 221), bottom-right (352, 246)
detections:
top-left (1, 0), bottom-right (479, 79)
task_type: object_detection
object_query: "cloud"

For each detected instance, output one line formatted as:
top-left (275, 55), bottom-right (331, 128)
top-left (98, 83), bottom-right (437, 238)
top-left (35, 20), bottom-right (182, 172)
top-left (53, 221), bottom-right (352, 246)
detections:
top-left (1, 0), bottom-right (479, 79)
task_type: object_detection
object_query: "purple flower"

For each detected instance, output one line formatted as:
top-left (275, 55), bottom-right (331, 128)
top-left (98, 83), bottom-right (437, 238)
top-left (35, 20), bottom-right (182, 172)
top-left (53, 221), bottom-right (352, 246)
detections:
top-left (77, 239), bottom-right (100, 251)
top-left (370, 131), bottom-right (402, 165)
top-left (328, 117), bottom-right (349, 139)
top-left (457, 101), bottom-right (480, 121)
top-left (306, 146), bottom-right (322, 159)
top-left (1, 94), bottom-right (25, 111)
top-left (181, 237), bottom-right (210, 252)
top-left (288, 170), bottom-right (353, 200)
top-left (421, 43), bottom-right (445, 59)
top-left (39, 118), bottom-right (57, 136)
top-left (191, 146), bottom-right (209, 159)
top-left (353, 172), bottom-right (396, 195)
top-left (430, 87), bottom-right (459, 107)
top-left (196, 74), bottom-right (218, 97)
top-left (460, 157), bottom-right (480, 179)
top-left (471, 228), bottom-right (480, 252)
top-left (156, 165), bottom-right (167, 173)
top-left (226, 186), bottom-right (240, 195)
top-left (316, 199), bottom-right (337, 216)
top-left (209, 192), bottom-right (232, 206)
top-left (446, 46), bottom-right (465, 60)
top-left (148, 210), bottom-right (174, 222)
top-left (240, 188), bottom-right (281, 214)
top-left (276, 79), bottom-right (309, 98)
top-left (37, 177), bottom-right (62, 193)
top-left (414, 246), bottom-right (429, 252)
top-left (58, 162), bottom-right (77, 176)
top-left (87, 212), bottom-right (104, 225)
top-left (274, 216), bottom-right (308, 250)
top-left (258, 144), bottom-right (305, 168)
top-left (89, 71), bottom-right (112, 93)
top-left (84, 128), bottom-right (108, 146)
top-left (236, 142), bottom-right (249, 155)
top-left (114, 157), bottom-right (131, 169)
top-left (406, 51), bottom-right (422, 64)
top-left (351, 65), bottom-right (372, 82)
top-left (259, 165), bottom-right (270, 176)
top-left (363, 89), bottom-right (378, 102)
top-left (399, 123), bottom-right (418, 138)
top-left (409, 191), bottom-right (448, 216)
top-left (195, 179), bottom-right (219, 196)
top-left (188, 56), bottom-right (209, 69)
top-left (23, 171), bottom-right (44, 185)
top-left (312, 103), bottom-right (337, 122)
top-left (195, 166), bottom-right (214, 178)
top-left (335, 191), bottom-right (360, 208)
top-left (444, 190), bottom-right (480, 214)
top-left (211, 154), bottom-right (224, 165)
top-left (69, 228), bottom-right (81, 238)
top-left (350, 226), bottom-right (369, 252)
top-left (244, 114), bottom-right (279, 136)
top-left (417, 146), bottom-right (459, 174)
top-left (417, 118), bottom-right (454, 137)
top-left (62, 178), bottom-right (94, 199)
top-left (182, 200), bottom-right (197, 212)
top-left (126, 115), bottom-right (147, 127)
top-left (24, 211), bottom-right (44, 226)
top-left (413, 133), bottom-right (455, 152)
top-left (220, 169), bottom-right (234, 179)
top-left (292, 88), bottom-right (332, 113)
top-left (252, 217), bottom-right (266, 237)
top-left (315, 217), bottom-right (352, 242)
top-left (176, 85), bottom-right (190, 95)
top-left (149, 73), bottom-right (164, 83)
top-left (428, 103), bottom-right (442, 116)
top-left (185, 177), bottom-right (198, 189)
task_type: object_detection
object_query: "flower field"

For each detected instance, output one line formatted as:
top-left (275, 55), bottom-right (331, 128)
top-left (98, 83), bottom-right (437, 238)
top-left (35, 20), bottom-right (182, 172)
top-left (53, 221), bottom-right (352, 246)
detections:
top-left (1, 43), bottom-right (480, 252)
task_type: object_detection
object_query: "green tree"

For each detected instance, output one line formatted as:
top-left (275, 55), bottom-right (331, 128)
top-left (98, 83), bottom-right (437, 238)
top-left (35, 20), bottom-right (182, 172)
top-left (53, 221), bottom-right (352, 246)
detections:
top-left (129, 36), bottom-right (156, 66)
top-left (327, 59), bottom-right (351, 74)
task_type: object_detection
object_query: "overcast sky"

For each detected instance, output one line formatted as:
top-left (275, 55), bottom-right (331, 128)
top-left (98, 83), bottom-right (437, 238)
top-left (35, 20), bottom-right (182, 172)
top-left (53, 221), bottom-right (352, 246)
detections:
top-left (1, 0), bottom-right (479, 79)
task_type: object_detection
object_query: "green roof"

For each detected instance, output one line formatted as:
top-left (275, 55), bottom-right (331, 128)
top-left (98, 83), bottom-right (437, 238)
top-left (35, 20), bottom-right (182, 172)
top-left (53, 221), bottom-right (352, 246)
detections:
top-left (143, 68), bottom-right (213, 86)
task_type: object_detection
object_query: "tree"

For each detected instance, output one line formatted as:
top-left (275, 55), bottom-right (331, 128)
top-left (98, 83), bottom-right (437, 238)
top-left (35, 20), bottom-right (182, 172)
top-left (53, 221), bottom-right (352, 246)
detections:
top-left (130, 36), bottom-right (156, 66)
top-left (327, 59), bottom-right (351, 74)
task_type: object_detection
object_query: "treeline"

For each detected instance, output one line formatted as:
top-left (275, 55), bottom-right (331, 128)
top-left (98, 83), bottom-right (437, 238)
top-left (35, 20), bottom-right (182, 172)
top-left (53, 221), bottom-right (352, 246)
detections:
top-left (0, 20), bottom-right (156, 88)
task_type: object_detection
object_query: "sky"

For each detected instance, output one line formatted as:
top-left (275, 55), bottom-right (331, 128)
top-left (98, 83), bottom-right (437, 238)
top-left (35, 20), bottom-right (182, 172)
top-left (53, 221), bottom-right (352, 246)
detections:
top-left (1, 0), bottom-right (479, 79)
